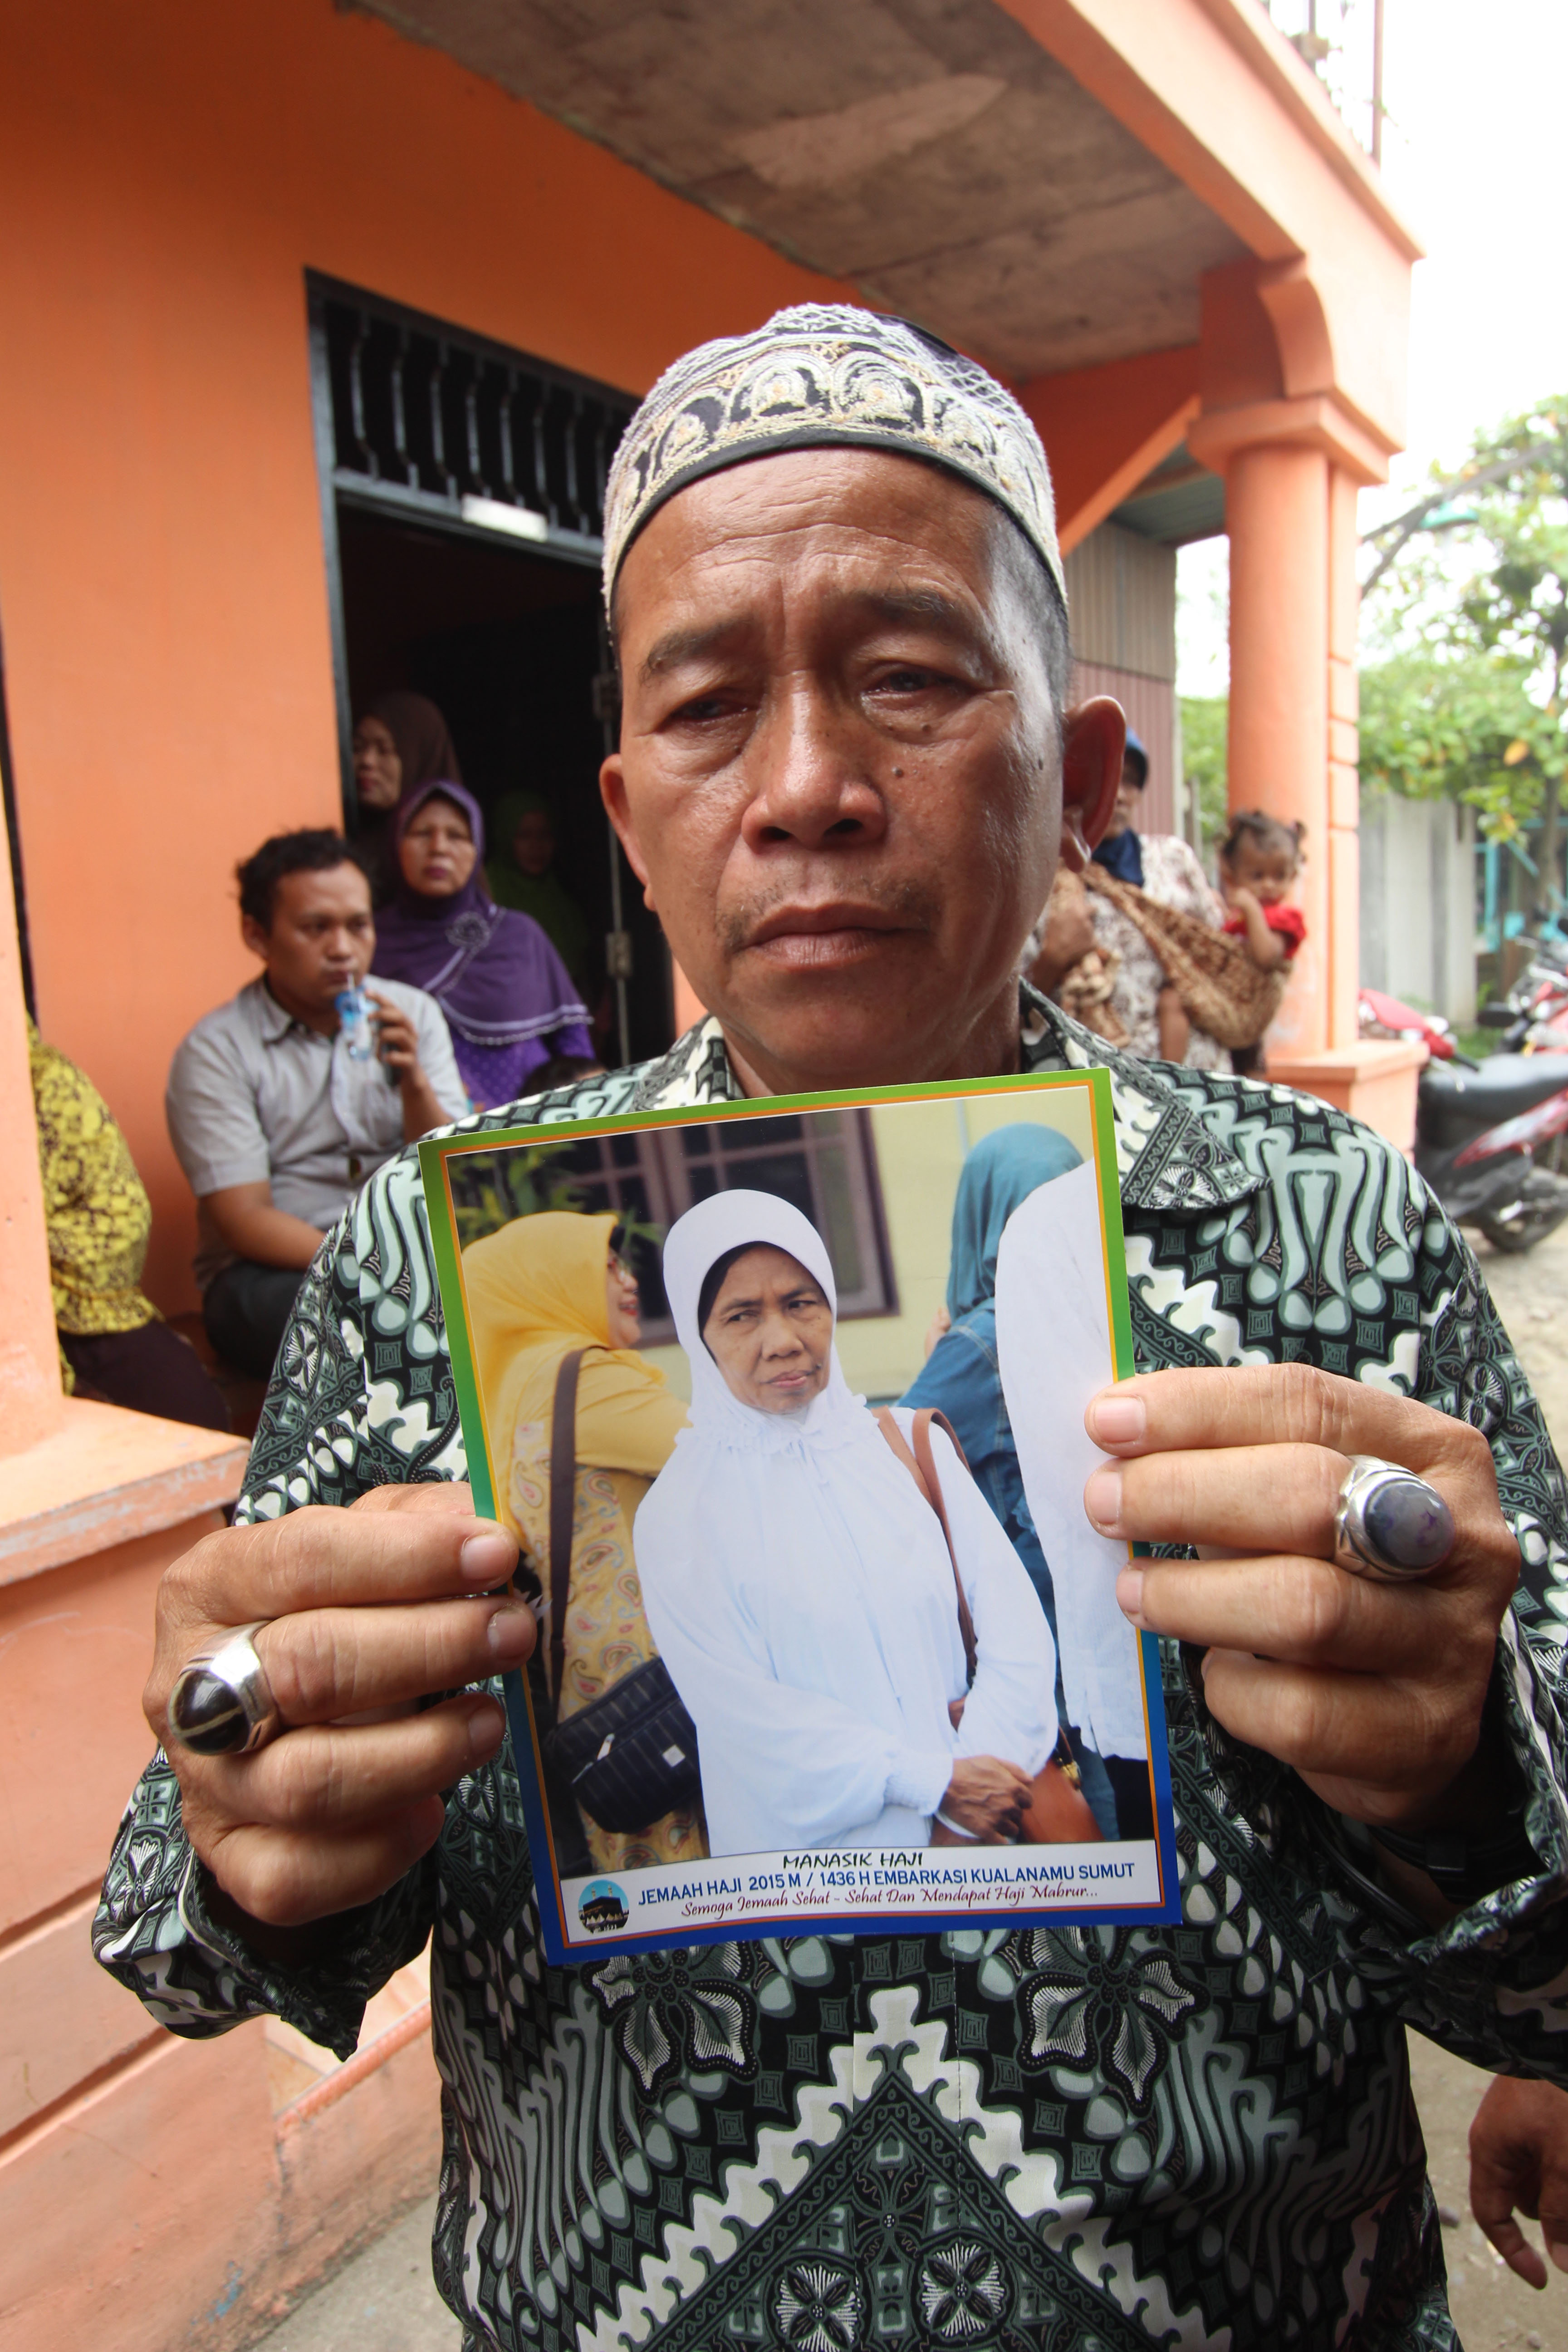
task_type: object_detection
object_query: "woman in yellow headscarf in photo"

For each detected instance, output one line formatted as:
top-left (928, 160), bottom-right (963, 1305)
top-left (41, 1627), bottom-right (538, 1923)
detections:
top-left (462, 1210), bottom-right (705, 1871)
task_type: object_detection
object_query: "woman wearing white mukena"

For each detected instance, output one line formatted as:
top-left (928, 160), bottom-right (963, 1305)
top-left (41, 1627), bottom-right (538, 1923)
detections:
top-left (634, 1188), bottom-right (1056, 1858)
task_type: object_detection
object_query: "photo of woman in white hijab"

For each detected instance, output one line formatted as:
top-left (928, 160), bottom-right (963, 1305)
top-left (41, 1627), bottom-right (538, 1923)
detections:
top-left (634, 1189), bottom-right (1058, 1860)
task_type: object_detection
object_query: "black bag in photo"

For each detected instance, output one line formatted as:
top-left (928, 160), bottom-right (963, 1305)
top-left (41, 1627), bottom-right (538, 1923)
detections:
top-left (544, 1653), bottom-right (702, 1835)
top-left (536, 1349), bottom-right (702, 1835)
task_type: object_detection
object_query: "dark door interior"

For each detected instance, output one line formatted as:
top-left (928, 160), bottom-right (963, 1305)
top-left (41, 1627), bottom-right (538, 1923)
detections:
top-left (336, 505), bottom-right (673, 1068)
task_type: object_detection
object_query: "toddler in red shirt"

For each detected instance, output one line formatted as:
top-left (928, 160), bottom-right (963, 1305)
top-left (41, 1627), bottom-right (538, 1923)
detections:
top-left (1220, 808), bottom-right (1306, 967)
top-left (1219, 809), bottom-right (1305, 1075)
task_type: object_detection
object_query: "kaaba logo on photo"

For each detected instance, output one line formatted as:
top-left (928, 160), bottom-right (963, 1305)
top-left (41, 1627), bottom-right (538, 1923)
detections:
top-left (578, 1881), bottom-right (629, 1933)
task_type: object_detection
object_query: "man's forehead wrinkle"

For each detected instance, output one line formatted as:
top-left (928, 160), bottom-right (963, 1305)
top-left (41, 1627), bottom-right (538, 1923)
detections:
top-left (618, 457), bottom-right (1002, 625)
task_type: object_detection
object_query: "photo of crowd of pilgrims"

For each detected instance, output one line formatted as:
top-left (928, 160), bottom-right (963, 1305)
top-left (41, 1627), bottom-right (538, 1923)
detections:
top-left (457, 1099), bottom-right (1155, 1887)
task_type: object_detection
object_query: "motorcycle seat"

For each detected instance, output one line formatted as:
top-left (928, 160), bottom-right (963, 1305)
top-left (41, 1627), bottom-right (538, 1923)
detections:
top-left (1420, 1054), bottom-right (1568, 1125)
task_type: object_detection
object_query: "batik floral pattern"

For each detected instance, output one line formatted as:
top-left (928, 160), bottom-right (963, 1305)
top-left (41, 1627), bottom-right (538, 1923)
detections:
top-left (1000, 1923), bottom-right (1198, 2108)
top-left (591, 1945), bottom-right (758, 2092)
top-left (95, 996), bottom-right (1568, 2352)
top-left (774, 2260), bottom-right (865, 2352)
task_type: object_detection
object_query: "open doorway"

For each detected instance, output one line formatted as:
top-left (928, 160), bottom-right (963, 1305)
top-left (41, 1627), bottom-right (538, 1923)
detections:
top-left (309, 275), bottom-right (672, 1071)
top-left (336, 507), bottom-right (672, 1066)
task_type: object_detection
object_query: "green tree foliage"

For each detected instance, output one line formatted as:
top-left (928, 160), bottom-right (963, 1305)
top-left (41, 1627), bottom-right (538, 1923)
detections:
top-left (1362, 400), bottom-right (1568, 850)
top-left (1357, 651), bottom-right (1555, 843)
top-left (1179, 696), bottom-right (1229, 852)
top-left (446, 1138), bottom-right (589, 1250)
top-left (445, 1135), bottom-right (664, 1271)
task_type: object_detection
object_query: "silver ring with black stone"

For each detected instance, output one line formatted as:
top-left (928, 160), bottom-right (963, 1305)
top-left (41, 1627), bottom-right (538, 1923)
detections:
top-left (167, 1622), bottom-right (282, 1756)
top-left (1333, 1456), bottom-right (1456, 1583)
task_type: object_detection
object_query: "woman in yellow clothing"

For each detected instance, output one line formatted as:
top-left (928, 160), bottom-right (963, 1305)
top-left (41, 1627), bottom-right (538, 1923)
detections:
top-left (29, 1021), bottom-right (228, 1428)
top-left (463, 1209), bottom-right (705, 1872)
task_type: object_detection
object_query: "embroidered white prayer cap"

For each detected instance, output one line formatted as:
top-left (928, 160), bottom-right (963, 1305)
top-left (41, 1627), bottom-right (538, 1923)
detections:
top-left (602, 303), bottom-right (1065, 616)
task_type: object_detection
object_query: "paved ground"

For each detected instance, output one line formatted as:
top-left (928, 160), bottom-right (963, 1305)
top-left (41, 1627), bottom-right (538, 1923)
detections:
top-left (1479, 1219), bottom-right (1568, 1450)
top-left (247, 2200), bottom-right (460, 2352)
top-left (245, 1227), bottom-right (1568, 2352)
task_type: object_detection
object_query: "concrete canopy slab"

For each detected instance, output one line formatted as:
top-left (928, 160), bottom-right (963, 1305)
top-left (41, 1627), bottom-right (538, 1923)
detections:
top-left (1112, 442), bottom-right (1226, 545)
top-left (349, 0), bottom-right (1245, 380)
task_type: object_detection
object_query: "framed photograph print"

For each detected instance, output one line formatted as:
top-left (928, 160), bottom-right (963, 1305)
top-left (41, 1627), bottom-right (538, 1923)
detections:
top-left (421, 1068), bottom-right (1179, 1962)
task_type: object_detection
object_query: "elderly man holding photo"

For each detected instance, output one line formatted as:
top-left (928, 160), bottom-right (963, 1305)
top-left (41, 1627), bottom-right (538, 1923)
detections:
top-left (98, 309), bottom-right (1568, 2346)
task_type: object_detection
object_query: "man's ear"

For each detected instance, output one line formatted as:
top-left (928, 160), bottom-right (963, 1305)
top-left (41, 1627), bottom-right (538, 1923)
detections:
top-left (599, 756), bottom-right (658, 911)
top-left (1058, 698), bottom-right (1126, 870)
top-left (240, 913), bottom-right (271, 962)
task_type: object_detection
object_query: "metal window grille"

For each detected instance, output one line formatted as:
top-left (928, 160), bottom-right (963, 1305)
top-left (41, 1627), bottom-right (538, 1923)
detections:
top-left (662, 1110), bottom-right (894, 1325)
top-left (446, 1112), bottom-right (897, 1345)
top-left (308, 274), bottom-right (636, 561)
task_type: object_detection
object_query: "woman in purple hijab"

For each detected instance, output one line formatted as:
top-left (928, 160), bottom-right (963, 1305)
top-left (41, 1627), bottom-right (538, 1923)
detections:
top-left (371, 780), bottom-right (596, 1109)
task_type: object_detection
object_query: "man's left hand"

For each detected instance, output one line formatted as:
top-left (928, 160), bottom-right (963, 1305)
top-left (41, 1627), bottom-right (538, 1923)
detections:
top-left (1084, 1366), bottom-right (1520, 1831)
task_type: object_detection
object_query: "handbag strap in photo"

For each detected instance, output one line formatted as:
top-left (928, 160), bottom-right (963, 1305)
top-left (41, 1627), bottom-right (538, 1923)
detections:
top-left (875, 1405), bottom-right (1103, 1847)
top-left (548, 1347), bottom-right (587, 1705)
top-left (872, 1406), bottom-right (978, 1682)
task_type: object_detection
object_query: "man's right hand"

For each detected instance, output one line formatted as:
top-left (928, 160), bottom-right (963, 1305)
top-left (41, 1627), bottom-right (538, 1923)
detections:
top-left (368, 990), bottom-right (458, 1141)
top-left (939, 1756), bottom-right (1033, 1842)
top-left (145, 1484), bottom-right (532, 1938)
top-left (1470, 2073), bottom-right (1568, 2288)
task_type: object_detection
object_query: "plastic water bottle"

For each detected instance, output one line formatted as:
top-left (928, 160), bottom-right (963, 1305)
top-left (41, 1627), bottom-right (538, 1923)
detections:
top-left (335, 983), bottom-right (375, 1061)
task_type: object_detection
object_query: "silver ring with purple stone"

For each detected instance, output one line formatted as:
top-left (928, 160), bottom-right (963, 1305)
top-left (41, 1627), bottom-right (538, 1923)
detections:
top-left (1333, 1456), bottom-right (1456, 1583)
top-left (167, 1622), bottom-right (282, 1756)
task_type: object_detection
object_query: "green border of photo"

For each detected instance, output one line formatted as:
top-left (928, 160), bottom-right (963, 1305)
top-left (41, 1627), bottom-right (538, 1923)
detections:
top-left (419, 1064), bottom-right (1132, 1533)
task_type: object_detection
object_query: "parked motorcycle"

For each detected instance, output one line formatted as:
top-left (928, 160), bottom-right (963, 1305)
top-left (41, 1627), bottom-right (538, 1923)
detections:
top-left (1359, 987), bottom-right (1568, 1252)
top-left (1475, 936), bottom-right (1568, 1052)
top-left (1358, 986), bottom-right (1457, 1059)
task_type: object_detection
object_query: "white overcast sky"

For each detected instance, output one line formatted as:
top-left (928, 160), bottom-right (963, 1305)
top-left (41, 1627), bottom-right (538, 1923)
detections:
top-left (1176, 0), bottom-right (1568, 695)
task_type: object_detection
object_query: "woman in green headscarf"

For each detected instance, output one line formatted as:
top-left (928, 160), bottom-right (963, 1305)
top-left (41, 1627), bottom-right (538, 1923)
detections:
top-left (485, 792), bottom-right (592, 991)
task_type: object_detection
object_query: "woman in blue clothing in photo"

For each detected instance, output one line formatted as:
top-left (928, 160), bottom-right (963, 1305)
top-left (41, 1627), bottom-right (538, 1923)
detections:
top-left (899, 1121), bottom-right (1141, 1840)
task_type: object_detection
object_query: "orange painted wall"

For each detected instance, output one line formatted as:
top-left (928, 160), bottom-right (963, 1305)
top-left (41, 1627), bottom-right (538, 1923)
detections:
top-left (0, 0), bottom-right (853, 1312)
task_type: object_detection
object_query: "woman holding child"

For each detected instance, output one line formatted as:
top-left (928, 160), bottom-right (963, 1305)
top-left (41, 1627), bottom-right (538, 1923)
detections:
top-left (1072, 731), bottom-right (1306, 1075)
top-left (1081, 729), bottom-right (1234, 1068)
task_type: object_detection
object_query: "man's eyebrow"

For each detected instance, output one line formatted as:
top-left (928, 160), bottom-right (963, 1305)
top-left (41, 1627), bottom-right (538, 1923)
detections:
top-left (856, 587), bottom-right (978, 637)
top-left (640, 622), bottom-right (741, 683)
top-left (638, 588), bottom-right (984, 683)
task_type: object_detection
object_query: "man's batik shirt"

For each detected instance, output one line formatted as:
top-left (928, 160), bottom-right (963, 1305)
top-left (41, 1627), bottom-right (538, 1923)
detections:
top-left (95, 997), bottom-right (1568, 2351)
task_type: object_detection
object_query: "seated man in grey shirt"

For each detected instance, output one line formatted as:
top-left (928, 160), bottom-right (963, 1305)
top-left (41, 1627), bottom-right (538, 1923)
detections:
top-left (167, 829), bottom-right (468, 1378)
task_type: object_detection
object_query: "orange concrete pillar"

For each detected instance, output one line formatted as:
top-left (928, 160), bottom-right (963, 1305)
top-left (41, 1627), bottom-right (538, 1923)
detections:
top-left (1326, 465), bottom-right (1363, 1050)
top-left (1188, 392), bottom-right (1425, 1141)
top-left (0, 823), bottom-right (63, 1455)
top-left (1224, 436), bottom-right (1332, 1057)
